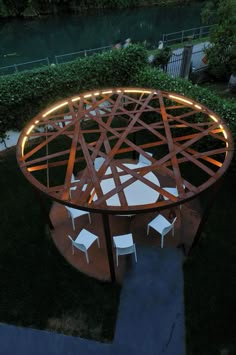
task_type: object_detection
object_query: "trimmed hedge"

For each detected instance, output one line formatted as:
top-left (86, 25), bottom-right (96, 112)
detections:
top-left (1, 44), bottom-right (235, 168)
top-left (0, 45), bottom-right (147, 138)
top-left (132, 67), bottom-right (236, 169)
top-left (133, 66), bottom-right (236, 125)
top-left (133, 66), bottom-right (236, 139)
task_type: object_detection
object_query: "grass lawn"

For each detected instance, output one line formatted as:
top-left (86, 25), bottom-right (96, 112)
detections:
top-left (0, 137), bottom-right (235, 351)
top-left (0, 148), bottom-right (120, 341)
top-left (184, 171), bottom-right (236, 354)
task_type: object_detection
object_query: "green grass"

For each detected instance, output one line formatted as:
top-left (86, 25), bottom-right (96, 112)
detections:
top-left (1, 137), bottom-right (236, 350)
top-left (0, 148), bottom-right (120, 341)
top-left (184, 171), bottom-right (236, 354)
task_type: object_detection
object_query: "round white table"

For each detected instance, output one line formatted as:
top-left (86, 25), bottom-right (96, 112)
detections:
top-left (93, 163), bottom-right (160, 207)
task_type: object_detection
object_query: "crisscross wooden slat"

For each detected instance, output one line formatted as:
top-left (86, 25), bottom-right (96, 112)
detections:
top-left (16, 88), bottom-right (233, 214)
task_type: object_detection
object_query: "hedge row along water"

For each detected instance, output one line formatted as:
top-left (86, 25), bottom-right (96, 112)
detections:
top-left (0, 45), bottom-right (147, 139)
top-left (0, 44), bottom-right (235, 166)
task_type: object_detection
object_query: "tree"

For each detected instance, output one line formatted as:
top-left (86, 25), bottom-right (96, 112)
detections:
top-left (3, 0), bottom-right (28, 16)
top-left (201, 0), bottom-right (236, 80)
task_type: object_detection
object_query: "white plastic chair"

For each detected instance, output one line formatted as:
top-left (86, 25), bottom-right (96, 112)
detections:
top-left (113, 233), bottom-right (137, 267)
top-left (138, 152), bottom-right (153, 166)
top-left (69, 174), bottom-right (88, 199)
top-left (147, 214), bottom-right (177, 248)
top-left (162, 185), bottom-right (185, 209)
top-left (68, 229), bottom-right (100, 263)
top-left (69, 173), bottom-right (80, 199)
top-left (65, 206), bottom-right (91, 230)
top-left (94, 157), bottom-right (105, 171)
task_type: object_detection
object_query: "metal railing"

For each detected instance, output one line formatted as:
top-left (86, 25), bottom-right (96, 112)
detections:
top-left (167, 51), bottom-right (183, 78)
top-left (0, 57), bottom-right (50, 76)
top-left (55, 45), bottom-right (112, 64)
top-left (0, 25), bottom-right (211, 77)
top-left (166, 47), bottom-right (207, 78)
top-left (162, 25), bottom-right (213, 46)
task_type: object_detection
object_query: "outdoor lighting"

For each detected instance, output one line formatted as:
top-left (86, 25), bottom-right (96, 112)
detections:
top-left (124, 89), bottom-right (152, 94)
top-left (168, 94), bottom-right (193, 105)
top-left (17, 87), bottom-right (233, 214)
top-left (72, 97), bottom-right (81, 102)
top-left (21, 136), bottom-right (27, 156)
top-left (43, 101), bottom-right (68, 117)
top-left (219, 125), bottom-right (228, 139)
top-left (102, 90), bottom-right (113, 94)
top-left (26, 125), bottom-right (35, 135)
top-left (210, 114), bottom-right (218, 122)
top-left (16, 87), bottom-right (234, 283)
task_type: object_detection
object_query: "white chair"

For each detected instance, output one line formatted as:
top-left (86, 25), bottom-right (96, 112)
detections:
top-left (162, 185), bottom-right (185, 209)
top-left (68, 229), bottom-right (100, 263)
top-left (94, 157), bottom-right (105, 171)
top-left (69, 174), bottom-right (88, 199)
top-left (147, 214), bottom-right (177, 248)
top-left (65, 206), bottom-right (91, 230)
top-left (113, 233), bottom-right (137, 267)
top-left (138, 152), bottom-right (153, 166)
top-left (69, 173), bottom-right (80, 199)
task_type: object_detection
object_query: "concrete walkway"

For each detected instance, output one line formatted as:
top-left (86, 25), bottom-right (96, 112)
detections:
top-left (0, 246), bottom-right (185, 355)
top-left (0, 130), bottom-right (21, 151)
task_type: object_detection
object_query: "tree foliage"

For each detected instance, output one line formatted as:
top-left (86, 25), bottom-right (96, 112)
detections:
top-left (202, 0), bottom-right (236, 79)
top-left (0, 0), bottom-right (203, 17)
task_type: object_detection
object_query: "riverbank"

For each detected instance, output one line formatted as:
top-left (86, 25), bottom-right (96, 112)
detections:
top-left (0, 0), bottom-right (201, 18)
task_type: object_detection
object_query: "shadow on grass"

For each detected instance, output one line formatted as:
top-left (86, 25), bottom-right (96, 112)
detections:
top-left (184, 171), bottom-right (236, 354)
top-left (0, 148), bottom-right (120, 342)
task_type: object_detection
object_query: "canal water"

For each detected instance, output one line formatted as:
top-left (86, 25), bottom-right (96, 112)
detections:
top-left (0, 3), bottom-right (204, 67)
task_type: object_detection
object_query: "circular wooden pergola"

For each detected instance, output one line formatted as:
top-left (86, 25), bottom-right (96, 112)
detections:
top-left (16, 87), bottom-right (234, 281)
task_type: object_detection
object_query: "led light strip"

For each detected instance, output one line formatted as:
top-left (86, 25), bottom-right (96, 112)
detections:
top-left (124, 89), bottom-right (152, 94)
top-left (42, 101), bottom-right (68, 117)
top-left (168, 94), bottom-right (193, 105)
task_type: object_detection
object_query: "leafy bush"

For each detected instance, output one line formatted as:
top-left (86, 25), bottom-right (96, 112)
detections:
top-left (201, 0), bottom-right (236, 79)
top-left (132, 66), bottom-right (236, 167)
top-left (1, 45), bottom-right (235, 168)
top-left (0, 44), bottom-right (147, 139)
top-left (151, 47), bottom-right (172, 71)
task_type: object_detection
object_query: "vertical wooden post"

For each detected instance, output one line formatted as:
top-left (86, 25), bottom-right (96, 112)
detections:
top-left (179, 44), bottom-right (193, 79)
top-left (102, 214), bottom-right (116, 283)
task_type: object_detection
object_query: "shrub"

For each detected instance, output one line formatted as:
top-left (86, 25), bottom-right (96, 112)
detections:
top-left (132, 66), bottom-right (236, 167)
top-left (0, 44), bottom-right (147, 138)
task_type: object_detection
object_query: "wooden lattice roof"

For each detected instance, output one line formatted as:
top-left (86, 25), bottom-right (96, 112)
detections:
top-left (16, 88), bottom-right (234, 214)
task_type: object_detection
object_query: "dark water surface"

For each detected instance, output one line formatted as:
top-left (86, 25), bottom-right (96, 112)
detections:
top-left (0, 3), bottom-right (203, 66)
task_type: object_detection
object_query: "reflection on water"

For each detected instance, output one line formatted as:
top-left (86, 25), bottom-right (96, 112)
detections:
top-left (0, 3), bottom-right (203, 66)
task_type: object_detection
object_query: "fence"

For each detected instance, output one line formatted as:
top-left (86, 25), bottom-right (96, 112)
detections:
top-left (0, 58), bottom-right (50, 76)
top-left (166, 47), bottom-right (206, 78)
top-left (166, 51), bottom-right (183, 78)
top-left (55, 45), bottom-right (112, 64)
top-left (162, 25), bottom-right (212, 46)
top-left (0, 27), bottom-right (209, 77)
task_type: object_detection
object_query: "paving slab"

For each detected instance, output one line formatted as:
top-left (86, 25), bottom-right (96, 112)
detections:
top-left (0, 246), bottom-right (185, 355)
top-left (114, 246), bottom-right (185, 355)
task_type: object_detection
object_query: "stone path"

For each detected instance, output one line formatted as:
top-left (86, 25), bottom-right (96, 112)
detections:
top-left (0, 246), bottom-right (185, 355)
